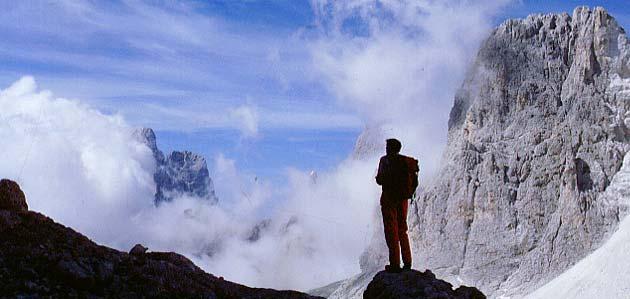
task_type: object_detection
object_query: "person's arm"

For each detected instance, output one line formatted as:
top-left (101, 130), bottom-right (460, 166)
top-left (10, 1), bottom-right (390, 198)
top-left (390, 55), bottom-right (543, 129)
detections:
top-left (376, 157), bottom-right (385, 185)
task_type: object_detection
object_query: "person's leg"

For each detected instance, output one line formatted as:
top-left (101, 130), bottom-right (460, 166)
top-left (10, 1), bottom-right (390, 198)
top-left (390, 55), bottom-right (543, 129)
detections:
top-left (397, 199), bottom-right (412, 269)
top-left (381, 203), bottom-right (401, 269)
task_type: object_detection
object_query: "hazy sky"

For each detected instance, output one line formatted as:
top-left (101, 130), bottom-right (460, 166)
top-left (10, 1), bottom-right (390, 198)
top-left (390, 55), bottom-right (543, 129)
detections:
top-left (1, 0), bottom-right (628, 183)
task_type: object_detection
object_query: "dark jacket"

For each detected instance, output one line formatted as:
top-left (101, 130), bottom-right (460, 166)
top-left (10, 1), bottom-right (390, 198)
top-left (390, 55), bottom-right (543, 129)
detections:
top-left (376, 154), bottom-right (408, 204)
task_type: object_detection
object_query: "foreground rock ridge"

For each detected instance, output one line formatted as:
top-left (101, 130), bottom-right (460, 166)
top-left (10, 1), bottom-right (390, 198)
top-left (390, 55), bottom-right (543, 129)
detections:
top-left (363, 270), bottom-right (485, 299)
top-left (134, 128), bottom-right (218, 205)
top-left (0, 180), bottom-right (318, 298)
top-left (340, 6), bottom-right (630, 299)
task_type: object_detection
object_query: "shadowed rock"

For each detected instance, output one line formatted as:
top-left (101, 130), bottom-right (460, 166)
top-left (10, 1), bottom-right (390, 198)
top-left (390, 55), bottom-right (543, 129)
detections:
top-left (0, 179), bottom-right (27, 212)
top-left (363, 270), bottom-right (485, 299)
top-left (129, 244), bottom-right (148, 256)
top-left (0, 182), bottom-right (321, 298)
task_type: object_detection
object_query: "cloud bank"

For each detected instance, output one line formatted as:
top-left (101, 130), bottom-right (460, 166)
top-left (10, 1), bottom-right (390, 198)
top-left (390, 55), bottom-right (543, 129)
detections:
top-left (0, 76), bottom-right (156, 244)
top-left (0, 76), bottom-right (371, 290)
top-left (310, 0), bottom-right (510, 174)
top-left (230, 104), bottom-right (259, 138)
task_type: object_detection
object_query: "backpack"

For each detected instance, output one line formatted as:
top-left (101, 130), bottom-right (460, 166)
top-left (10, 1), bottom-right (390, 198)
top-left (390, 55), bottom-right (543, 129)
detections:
top-left (401, 155), bottom-right (419, 199)
top-left (379, 154), bottom-right (419, 201)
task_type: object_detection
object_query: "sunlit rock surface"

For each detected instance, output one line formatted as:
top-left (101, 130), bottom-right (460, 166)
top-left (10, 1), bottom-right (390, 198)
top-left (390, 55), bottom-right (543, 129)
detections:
top-left (333, 6), bottom-right (630, 298)
top-left (525, 152), bottom-right (630, 298)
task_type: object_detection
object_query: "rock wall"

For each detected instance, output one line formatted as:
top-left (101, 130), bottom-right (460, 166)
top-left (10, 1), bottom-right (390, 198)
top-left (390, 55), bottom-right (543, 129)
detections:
top-left (409, 6), bottom-right (630, 297)
top-left (354, 6), bottom-right (630, 298)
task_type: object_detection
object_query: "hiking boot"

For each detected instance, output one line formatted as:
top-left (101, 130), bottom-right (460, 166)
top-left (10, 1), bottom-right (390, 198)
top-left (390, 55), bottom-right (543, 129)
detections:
top-left (385, 265), bottom-right (402, 273)
top-left (402, 264), bottom-right (412, 271)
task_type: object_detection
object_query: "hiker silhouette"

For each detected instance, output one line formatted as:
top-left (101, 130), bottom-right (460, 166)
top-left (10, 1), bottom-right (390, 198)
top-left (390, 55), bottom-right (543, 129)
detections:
top-left (376, 138), bottom-right (418, 273)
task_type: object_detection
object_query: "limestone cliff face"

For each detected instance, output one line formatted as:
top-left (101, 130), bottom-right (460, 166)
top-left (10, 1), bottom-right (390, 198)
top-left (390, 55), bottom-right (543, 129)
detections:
top-left (353, 6), bottom-right (630, 298)
top-left (409, 6), bottom-right (630, 297)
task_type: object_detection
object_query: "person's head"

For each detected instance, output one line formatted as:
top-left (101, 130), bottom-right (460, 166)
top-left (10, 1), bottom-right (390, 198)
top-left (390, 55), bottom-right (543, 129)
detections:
top-left (386, 138), bottom-right (402, 155)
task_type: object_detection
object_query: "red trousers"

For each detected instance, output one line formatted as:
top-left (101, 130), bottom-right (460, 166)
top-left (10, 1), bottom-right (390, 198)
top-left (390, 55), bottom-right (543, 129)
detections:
top-left (381, 198), bottom-right (412, 268)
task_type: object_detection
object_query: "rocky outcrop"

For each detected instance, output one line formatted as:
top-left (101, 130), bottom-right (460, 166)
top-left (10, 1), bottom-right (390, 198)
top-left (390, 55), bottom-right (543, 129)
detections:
top-left (363, 270), bottom-right (485, 299)
top-left (0, 179), bottom-right (27, 212)
top-left (129, 244), bottom-right (148, 256)
top-left (134, 128), bottom-right (218, 205)
top-left (350, 6), bottom-right (630, 298)
top-left (0, 182), bottom-right (320, 299)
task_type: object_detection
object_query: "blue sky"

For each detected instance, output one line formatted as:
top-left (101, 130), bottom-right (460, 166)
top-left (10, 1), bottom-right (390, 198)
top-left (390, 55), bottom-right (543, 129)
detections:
top-left (1, 0), bottom-right (628, 184)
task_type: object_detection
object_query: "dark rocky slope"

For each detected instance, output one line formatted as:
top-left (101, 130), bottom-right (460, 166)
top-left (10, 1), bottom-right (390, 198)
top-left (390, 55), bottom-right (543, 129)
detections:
top-left (0, 179), bottom-right (319, 299)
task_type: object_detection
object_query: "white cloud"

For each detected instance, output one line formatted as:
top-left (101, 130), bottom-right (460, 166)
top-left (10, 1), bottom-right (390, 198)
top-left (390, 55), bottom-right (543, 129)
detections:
top-left (309, 0), bottom-right (511, 175)
top-left (0, 1), bottom-right (356, 133)
top-left (230, 104), bottom-right (259, 138)
top-left (0, 76), bottom-right (156, 243)
top-left (0, 76), bottom-right (370, 291)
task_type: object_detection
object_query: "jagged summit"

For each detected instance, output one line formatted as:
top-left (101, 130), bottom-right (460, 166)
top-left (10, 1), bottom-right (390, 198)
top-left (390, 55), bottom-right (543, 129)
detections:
top-left (134, 128), bottom-right (218, 205)
top-left (134, 127), bottom-right (165, 164)
top-left (333, 6), bottom-right (630, 299)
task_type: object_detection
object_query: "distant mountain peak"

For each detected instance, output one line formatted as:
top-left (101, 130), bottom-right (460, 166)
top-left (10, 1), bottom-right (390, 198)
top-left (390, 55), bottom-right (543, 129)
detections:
top-left (133, 128), bottom-right (218, 205)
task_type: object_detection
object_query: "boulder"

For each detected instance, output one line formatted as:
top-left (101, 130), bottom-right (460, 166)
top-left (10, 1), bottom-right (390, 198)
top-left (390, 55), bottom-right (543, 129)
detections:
top-left (363, 269), bottom-right (485, 299)
top-left (129, 244), bottom-right (148, 256)
top-left (0, 179), bottom-right (27, 212)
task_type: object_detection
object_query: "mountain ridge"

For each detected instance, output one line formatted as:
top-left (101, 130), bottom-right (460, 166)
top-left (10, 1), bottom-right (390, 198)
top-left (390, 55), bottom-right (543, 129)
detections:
top-left (0, 178), bottom-right (320, 299)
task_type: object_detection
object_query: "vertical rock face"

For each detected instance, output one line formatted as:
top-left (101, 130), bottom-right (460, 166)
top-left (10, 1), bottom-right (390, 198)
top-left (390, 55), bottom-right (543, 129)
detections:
top-left (355, 6), bottom-right (630, 298)
top-left (134, 128), bottom-right (218, 205)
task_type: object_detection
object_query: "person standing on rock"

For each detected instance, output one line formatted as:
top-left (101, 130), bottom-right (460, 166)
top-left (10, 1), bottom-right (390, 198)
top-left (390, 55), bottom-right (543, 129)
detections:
top-left (376, 138), bottom-right (418, 273)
